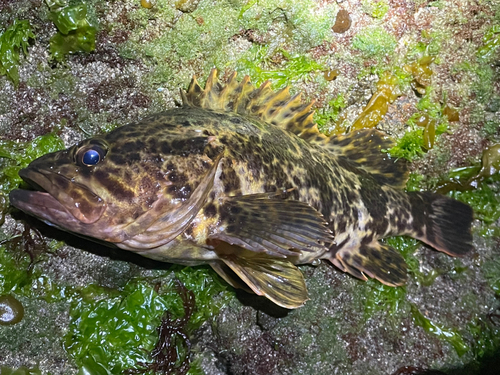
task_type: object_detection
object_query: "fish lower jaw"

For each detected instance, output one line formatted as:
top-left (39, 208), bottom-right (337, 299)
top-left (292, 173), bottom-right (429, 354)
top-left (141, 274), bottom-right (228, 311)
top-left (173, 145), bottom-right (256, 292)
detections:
top-left (9, 189), bottom-right (79, 228)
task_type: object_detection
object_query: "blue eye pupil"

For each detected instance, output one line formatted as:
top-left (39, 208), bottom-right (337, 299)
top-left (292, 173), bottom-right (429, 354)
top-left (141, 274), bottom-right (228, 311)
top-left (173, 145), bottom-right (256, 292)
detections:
top-left (83, 149), bottom-right (101, 165)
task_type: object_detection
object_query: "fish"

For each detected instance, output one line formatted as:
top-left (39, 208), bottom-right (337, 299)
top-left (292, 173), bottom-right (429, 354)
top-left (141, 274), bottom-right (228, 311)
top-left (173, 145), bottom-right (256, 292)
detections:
top-left (9, 69), bottom-right (474, 309)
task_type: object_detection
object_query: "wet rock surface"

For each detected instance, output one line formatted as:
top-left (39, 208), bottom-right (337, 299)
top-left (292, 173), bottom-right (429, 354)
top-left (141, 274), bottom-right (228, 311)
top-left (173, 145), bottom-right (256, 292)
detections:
top-left (0, 0), bottom-right (499, 374)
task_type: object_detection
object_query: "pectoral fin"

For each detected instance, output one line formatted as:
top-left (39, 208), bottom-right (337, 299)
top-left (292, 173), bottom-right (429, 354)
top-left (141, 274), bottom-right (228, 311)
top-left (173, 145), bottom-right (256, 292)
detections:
top-left (220, 254), bottom-right (309, 309)
top-left (210, 192), bottom-right (332, 258)
top-left (333, 241), bottom-right (408, 286)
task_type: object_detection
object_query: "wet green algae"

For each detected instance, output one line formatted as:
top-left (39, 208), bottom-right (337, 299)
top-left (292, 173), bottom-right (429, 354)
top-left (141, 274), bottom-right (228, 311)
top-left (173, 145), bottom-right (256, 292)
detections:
top-left (0, 20), bottom-right (35, 87)
top-left (0, 366), bottom-right (42, 375)
top-left (0, 1), bottom-right (98, 86)
top-left (66, 267), bottom-right (231, 374)
top-left (46, 1), bottom-right (97, 61)
top-left (0, 133), bottom-right (65, 196)
top-left (1, 0), bottom-right (500, 374)
top-left (0, 233), bottom-right (232, 374)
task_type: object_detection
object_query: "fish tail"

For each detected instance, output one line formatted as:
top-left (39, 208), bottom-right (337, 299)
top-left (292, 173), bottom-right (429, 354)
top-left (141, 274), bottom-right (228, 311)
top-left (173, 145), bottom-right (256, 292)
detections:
top-left (408, 192), bottom-right (473, 256)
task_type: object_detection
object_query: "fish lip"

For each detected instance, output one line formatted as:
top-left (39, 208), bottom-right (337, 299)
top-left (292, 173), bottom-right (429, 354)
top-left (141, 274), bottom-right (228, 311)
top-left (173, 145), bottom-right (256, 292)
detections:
top-left (9, 189), bottom-right (80, 228)
top-left (10, 167), bottom-right (106, 224)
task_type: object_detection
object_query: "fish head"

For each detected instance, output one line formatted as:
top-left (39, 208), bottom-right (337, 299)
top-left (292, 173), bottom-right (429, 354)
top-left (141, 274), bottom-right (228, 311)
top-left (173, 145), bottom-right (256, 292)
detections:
top-left (9, 118), bottom-right (221, 247)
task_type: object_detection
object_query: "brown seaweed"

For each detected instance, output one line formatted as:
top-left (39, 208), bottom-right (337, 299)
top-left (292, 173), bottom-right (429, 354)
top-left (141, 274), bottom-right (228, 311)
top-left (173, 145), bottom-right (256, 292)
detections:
top-left (126, 280), bottom-right (195, 375)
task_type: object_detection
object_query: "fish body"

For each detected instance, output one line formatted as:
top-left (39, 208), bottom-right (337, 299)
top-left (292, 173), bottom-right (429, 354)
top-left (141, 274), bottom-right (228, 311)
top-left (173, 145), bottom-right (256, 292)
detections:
top-left (9, 70), bottom-right (473, 308)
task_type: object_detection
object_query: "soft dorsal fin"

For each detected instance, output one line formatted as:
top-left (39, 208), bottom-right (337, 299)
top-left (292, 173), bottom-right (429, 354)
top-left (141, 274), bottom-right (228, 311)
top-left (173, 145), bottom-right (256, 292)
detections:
top-left (323, 129), bottom-right (409, 189)
top-left (181, 69), bottom-right (321, 139)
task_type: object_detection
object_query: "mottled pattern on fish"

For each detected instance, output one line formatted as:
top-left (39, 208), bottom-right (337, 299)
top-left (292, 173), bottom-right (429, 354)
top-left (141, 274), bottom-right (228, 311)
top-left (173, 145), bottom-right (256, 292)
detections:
top-left (10, 70), bottom-right (473, 308)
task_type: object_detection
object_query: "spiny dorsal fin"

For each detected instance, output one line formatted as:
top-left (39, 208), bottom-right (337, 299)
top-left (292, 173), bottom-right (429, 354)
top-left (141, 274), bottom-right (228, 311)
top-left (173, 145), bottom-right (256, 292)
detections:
top-left (323, 129), bottom-right (409, 189)
top-left (182, 71), bottom-right (407, 189)
top-left (181, 69), bottom-right (320, 138)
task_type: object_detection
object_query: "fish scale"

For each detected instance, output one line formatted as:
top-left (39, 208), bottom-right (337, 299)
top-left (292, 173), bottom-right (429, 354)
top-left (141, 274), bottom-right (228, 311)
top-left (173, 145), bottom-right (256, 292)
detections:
top-left (9, 69), bottom-right (473, 309)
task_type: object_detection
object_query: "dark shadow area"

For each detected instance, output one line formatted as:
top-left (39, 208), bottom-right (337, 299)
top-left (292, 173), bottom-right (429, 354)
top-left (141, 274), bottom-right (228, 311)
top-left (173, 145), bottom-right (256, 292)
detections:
top-left (447, 346), bottom-right (500, 375)
top-left (9, 209), bottom-right (173, 270)
top-left (392, 347), bottom-right (500, 375)
top-left (234, 289), bottom-right (290, 318)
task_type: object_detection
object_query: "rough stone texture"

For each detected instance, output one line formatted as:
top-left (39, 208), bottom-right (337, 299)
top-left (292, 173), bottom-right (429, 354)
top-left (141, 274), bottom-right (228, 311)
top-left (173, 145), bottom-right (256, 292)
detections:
top-left (0, 0), bottom-right (499, 374)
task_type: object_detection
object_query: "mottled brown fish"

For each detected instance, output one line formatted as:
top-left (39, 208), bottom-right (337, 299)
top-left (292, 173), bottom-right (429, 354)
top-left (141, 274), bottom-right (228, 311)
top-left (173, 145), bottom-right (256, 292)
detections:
top-left (9, 70), bottom-right (473, 308)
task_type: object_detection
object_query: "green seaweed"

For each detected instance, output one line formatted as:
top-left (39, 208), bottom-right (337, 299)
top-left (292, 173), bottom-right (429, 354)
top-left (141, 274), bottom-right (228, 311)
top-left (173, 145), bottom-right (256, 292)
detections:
top-left (387, 88), bottom-right (450, 161)
top-left (0, 245), bottom-right (32, 295)
top-left (477, 25), bottom-right (500, 62)
top-left (472, 63), bottom-right (496, 105)
top-left (47, 1), bottom-right (97, 61)
top-left (405, 173), bottom-right (425, 192)
top-left (0, 133), bottom-right (65, 196)
top-left (467, 315), bottom-right (500, 361)
top-left (121, 0), bottom-right (334, 88)
top-left (237, 46), bottom-right (324, 88)
top-left (364, 281), bottom-right (406, 318)
top-left (0, 366), bottom-right (42, 375)
top-left (362, 0), bottom-right (389, 19)
top-left (352, 27), bottom-right (397, 59)
top-left (484, 256), bottom-right (500, 295)
top-left (482, 119), bottom-right (500, 139)
top-left (387, 128), bottom-right (426, 161)
top-left (411, 303), bottom-right (469, 357)
top-left (0, 20), bottom-right (35, 87)
top-left (66, 281), bottom-right (170, 374)
top-left (120, 0), bottom-right (240, 83)
top-left (65, 266), bottom-right (232, 374)
top-left (238, 0), bottom-right (336, 51)
top-left (407, 39), bottom-right (441, 61)
top-left (449, 180), bottom-right (500, 224)
top-left (364, 237), bottom-right (419, 318)
top-left (315, 94), bottom-right (347, 134)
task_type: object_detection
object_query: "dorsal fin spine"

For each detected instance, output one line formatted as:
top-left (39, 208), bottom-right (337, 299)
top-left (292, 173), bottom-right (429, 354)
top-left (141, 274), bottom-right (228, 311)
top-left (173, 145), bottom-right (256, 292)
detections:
top-left (182, 69), bottom-right (318, 138)
top-left (181, 69), bottom-right (409, 189)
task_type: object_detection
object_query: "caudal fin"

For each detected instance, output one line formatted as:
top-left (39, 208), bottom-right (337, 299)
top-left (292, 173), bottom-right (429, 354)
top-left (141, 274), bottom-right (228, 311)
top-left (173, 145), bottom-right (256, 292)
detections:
top-left (408, 192), bottom-right (473, 256)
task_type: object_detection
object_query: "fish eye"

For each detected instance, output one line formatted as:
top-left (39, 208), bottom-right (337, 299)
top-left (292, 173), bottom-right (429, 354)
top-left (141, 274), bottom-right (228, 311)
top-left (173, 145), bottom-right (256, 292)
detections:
top-left (79, 145), bottom-right (106, 167)
top-left (83, 149), bottom-right (100, 166)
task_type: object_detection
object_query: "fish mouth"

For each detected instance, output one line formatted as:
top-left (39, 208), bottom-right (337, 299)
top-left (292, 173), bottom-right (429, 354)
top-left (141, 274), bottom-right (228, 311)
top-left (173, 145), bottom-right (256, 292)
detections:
top-left (9, 168), bottom-right (106, 225)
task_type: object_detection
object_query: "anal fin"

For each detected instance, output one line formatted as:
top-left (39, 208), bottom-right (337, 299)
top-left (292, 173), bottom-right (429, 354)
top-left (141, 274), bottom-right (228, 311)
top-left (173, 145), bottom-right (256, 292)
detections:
top-left (330, 257), bottom-right (368, 281)
top-left (332, 241), bottom-right (408, 286)
top-left (210, 261), bottom-right (252, 292)
top-left (220, 254), bottom-right (309, 309)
